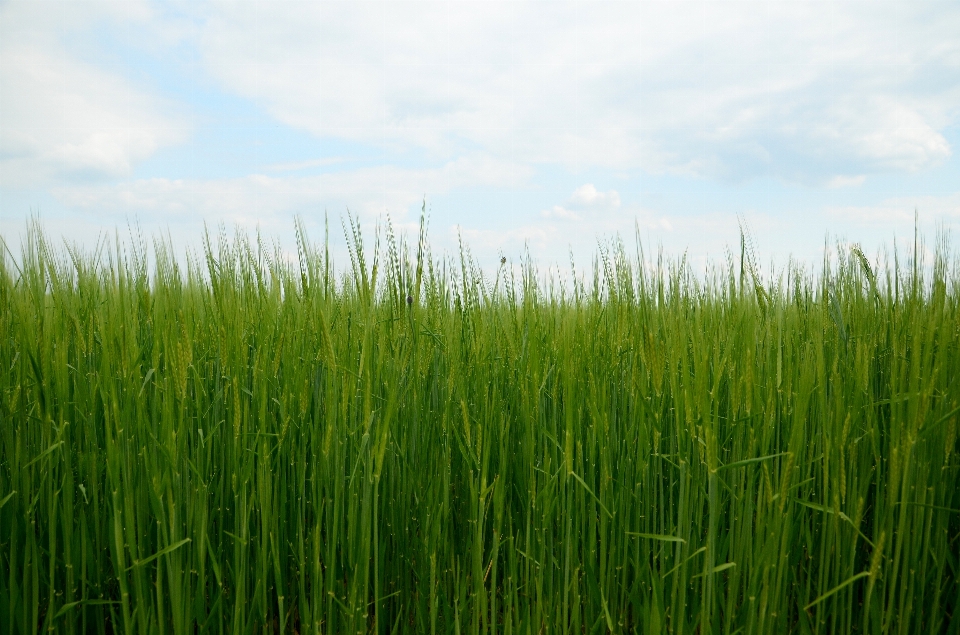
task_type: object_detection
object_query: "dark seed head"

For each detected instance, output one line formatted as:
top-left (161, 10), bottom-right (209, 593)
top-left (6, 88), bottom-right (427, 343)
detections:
top-left (501, 256), bottom-right (507, 265)
top-left (406, 295), bottom-right (413, 305)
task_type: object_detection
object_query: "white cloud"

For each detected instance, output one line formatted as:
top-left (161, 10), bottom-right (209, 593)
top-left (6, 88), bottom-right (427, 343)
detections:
top-left (828, 193), bottom-right (960, 227)
top-left (195, 1), bottom-right (960, 183)
top-left (0, 2), bottom-right (188, 187)
top-left (542, 206), bottom-right (582, 222)
top-left (568, 184), bottom-right (620, 212)
top-left (827, 175), bottom-right (867, 189)
top-left (264, 158), bottom-right (347, 173)
top-left (542, 184), bottom-right (621, 220)
top-left (454, 202), bottom-right (683, 281)
top-left (52, 154), bottom-right (534, 226)
top-left (49, 165), bottom-right (658, 273)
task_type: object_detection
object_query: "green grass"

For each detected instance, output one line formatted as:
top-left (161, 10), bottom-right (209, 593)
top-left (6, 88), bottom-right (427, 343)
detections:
top-left (1, 216), bottom-right (959, 634)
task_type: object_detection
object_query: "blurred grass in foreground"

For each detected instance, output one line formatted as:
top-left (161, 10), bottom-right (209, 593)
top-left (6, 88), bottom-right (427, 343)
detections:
top-left (1, 217), bottom-right (959, 634)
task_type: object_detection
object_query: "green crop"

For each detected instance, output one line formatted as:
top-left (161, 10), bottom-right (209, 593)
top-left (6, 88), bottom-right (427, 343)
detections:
top-left (1, 216), bottom-right (958, 634)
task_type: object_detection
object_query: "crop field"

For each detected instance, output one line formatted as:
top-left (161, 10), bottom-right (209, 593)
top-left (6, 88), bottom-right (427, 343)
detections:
top-left (1, 219), bottom-right (959, 634)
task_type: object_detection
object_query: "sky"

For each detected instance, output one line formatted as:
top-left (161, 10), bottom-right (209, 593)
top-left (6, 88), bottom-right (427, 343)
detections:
top-left (2, 0), bottom-right (959, 275)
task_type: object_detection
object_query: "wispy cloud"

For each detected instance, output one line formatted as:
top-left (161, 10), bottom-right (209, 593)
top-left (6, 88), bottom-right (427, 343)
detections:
top-left (2, 0), bottom-right (960, 273)
top-left (53, 155), bottom-right (534, 224)
top-left (0, 2), bottom-right (189, 186)
top-left (197, 1), bottom-right (960, 183)
top-left (828, 193), bottom-right (960, 227)
top-left (542, 184), bottom-right (621, 221)
top-left (827, 175), bottom-right (867, 189)
top-left (263, 158), bottom-right (347, 173)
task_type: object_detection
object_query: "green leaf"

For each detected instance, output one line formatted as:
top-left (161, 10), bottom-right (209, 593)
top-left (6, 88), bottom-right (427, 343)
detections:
top-left (55, 599), bottom-right (120, 619)
top-left (692, 562), bottom-right (736, 578)
top-left (23, 441), bottom-right (63, 469)
top-left (0, 490), bottom-right (15, 510)
top-left (716, 452), bottom-right (790, 472)
top-left (626, 532), bottom-right (685, 543)
top-left (126, 538), bottom-right (191, 571)
top-left (139, 368), bottom-right (155, 396)
top-left (794, 498), bottom-right (874, 547)
top-left (569, 471), bottom-right (613, 519)
top-left (920, 403), bottom-right (960, 435)
top-left (804, 572), bottom-right (870, 611)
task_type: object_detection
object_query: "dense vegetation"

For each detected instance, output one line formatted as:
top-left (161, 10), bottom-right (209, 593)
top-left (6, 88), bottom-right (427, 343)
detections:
top-left (1, 219), bottom-right (959, 634)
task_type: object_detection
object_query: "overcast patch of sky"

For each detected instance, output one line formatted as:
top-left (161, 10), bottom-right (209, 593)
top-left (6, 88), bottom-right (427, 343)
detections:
top-left (1, 0), bottom-right (959, 275)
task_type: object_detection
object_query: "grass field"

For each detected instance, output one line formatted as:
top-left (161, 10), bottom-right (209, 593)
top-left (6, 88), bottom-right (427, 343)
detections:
top-left (1, 218), bottom-right (959, 634)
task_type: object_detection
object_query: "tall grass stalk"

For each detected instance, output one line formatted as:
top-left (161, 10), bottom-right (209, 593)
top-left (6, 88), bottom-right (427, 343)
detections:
top-left (1, 217), bottom-right (959, 633)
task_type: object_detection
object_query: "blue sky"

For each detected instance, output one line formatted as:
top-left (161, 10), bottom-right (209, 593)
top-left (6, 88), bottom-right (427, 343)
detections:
top-left (2, 0), bottom-right (959, 273)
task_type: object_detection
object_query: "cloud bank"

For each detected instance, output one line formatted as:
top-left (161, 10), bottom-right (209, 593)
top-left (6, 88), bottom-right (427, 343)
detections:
top-left (0, 2), bottom-right (188, 186)
top-left (199, 1), bottom-right (960, 184)
top-left (2, 0), bottom-right (960, 270)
